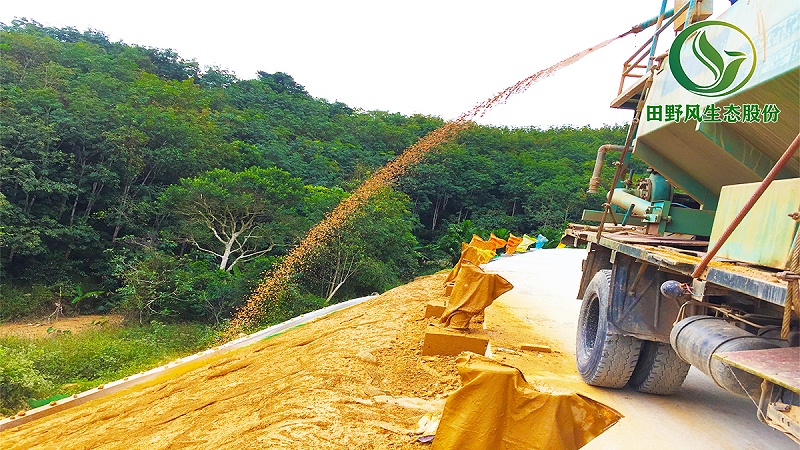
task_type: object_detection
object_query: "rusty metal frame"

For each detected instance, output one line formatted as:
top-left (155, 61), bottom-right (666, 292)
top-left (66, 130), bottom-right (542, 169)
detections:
top-left (573, 230), bottom-right (790, 308)
top-left (617, 1), bottom-right (691, 96)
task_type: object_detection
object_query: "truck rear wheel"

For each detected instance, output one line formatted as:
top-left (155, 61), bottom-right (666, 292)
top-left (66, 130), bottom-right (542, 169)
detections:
top-left (576, 269), bottom-right (642, 388)
top-left (628, 341), bottom-right (691, 395)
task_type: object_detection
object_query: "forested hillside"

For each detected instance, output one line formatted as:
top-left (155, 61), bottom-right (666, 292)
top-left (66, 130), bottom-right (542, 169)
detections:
top-left (0, 19), bottom-right (628, 324)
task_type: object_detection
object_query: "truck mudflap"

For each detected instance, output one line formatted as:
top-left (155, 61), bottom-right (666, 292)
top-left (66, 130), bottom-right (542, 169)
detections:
top-left (714, 347), bottom-right (800, 444)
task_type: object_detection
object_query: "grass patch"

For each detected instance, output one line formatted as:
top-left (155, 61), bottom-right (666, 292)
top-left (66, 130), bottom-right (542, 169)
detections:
top-left (0, 321), bottom-right (218, 416)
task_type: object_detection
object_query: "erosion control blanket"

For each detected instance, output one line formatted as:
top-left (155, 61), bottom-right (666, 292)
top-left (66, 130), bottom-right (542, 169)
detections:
top-left (432, 353), bottom-right (621, 450)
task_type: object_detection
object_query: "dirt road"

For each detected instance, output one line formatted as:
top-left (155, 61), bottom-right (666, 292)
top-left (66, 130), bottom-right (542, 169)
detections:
top-left (482, 248), bottom-right (795, 449)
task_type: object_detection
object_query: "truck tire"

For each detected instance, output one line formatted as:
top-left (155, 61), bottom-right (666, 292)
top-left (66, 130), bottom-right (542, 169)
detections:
top-left (576, 269), bottom-right (642, 388)
top-left (628, 340), bottom-right (691, 395)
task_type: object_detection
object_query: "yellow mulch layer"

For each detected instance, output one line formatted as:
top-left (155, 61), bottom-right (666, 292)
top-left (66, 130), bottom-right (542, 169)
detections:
top-left (2, 275), bottom-right (461, 450)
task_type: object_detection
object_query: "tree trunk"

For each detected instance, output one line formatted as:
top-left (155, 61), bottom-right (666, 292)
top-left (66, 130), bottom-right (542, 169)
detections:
top-left (112, 183), bottom-right (131, 241)
top-left (69, 195), bottom-right (79, 226)
top-left (85, 182), bottom-right (104, 218)
top-left (219, 241), bottom-right (234, 271)
top-left (431, 197), bottom-right (440, 230)
top-left (325, 248), bottom-right (357, 302)
top-left (326, 279), bottom-right (348, 303)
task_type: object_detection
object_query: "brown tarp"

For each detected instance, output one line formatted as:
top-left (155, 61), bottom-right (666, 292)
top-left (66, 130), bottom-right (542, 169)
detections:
top-left (432, 353), bottom-right (621, 450)
top-left (444, 244), bottom-right (495, 284)
top-left (441, 263), bottom-right (513, 329)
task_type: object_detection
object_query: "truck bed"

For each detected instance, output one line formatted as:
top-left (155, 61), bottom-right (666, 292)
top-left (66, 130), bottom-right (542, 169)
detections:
top-left (565, 225), bottom-right (789, 307)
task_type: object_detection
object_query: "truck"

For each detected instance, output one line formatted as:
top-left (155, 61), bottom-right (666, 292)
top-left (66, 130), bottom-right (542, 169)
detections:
top-left (564, 0), bottom-right (800, 442)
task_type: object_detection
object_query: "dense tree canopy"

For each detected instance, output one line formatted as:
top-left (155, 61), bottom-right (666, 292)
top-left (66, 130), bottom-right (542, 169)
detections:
top-left (0, 19), bottom-right (630, 323)
top-left (162, 167), bottom-right (305, 271)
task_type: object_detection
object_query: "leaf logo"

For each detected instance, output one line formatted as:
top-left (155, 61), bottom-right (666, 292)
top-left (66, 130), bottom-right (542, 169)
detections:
top-left (669, 21), bottom-right (756, 97)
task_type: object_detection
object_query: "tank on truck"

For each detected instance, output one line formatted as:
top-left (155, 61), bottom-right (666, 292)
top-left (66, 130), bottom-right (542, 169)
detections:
top-left (564, 0), bottom-right (800, 443)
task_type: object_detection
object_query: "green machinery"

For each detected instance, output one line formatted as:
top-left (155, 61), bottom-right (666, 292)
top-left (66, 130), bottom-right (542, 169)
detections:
top-left (566, 0), bottom-right (800, 442)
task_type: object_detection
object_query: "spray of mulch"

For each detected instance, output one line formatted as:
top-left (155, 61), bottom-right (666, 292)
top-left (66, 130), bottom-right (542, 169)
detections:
top-left (224, 35), bottom-right (622, 340)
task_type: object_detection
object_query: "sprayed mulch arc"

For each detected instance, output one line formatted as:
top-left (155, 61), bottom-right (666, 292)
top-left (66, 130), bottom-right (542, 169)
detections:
top-left (225, 35), bottom-right (622, 338)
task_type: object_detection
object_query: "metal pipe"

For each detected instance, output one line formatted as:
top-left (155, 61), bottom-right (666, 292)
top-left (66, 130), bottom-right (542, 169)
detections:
top-left (671, 316), bottom-right (780, 398)
top-left (610, 189), bottom-right (650, 216)
top-left (619, 8), bottom-right (675, 37)
top-left (619, 0), bottom-right (690, 88)
top-left (623, 2), bottom-right (689, 66)
top-left (647, 0), bottom-right (669, 71)
top-left (596, 114), bottom-right (641, 242)
top-left (685, 0), bottom-right (698, 28)
top-left (588, 144), bottom-right (624, 193)
top-left (692, 133), bottom-right (800, 279)
top-left (756, 379), bottom-right (772, 424)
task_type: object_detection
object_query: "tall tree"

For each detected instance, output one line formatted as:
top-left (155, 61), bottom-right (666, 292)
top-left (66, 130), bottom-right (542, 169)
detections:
top-left (304, 187), bottom-right (419, 302)
top-left (162, 167), bottom-right (304, 271)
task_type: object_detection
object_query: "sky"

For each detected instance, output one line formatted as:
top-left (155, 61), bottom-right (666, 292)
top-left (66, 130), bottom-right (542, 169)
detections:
top-left (1, 1), bottom-right (731, 128)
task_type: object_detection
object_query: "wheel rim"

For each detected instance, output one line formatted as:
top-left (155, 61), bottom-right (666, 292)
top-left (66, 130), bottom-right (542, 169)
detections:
top-left (580, 295), bottom-right (600, 358)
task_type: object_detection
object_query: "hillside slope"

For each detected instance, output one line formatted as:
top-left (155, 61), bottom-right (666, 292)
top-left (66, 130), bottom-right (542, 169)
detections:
top-left (2, 275), bottom-right (460, 449)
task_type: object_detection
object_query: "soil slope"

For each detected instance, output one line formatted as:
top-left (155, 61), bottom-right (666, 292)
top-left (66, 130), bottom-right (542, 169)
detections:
top-left (2, 275), bottom-right (461, 450)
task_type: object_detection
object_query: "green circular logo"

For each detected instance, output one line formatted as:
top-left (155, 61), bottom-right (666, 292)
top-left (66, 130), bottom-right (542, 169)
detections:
top-left (669, 20), bottom-right (756, 97)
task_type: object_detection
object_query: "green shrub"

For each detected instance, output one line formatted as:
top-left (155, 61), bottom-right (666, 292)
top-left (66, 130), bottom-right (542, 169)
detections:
top-left (30, 322), bottom-right (216, 383)
top-left (0, 284), bottom-right (53, 321)
top-left (0, 346), bottom-right (52, 415)
top-left (536, 225), bottom-right (565, 249)
top-left (0, 321), bottom-right (217, 413)
top-left (114, 251), bottom-right (277, 324)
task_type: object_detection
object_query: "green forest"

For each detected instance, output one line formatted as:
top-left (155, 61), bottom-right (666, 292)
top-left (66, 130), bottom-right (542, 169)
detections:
top-left (0, 19), bottom-right (630, 412)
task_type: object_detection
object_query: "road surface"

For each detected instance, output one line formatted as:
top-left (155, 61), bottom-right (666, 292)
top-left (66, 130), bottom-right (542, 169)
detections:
top-left (483, 248), bottom-right (795, 450)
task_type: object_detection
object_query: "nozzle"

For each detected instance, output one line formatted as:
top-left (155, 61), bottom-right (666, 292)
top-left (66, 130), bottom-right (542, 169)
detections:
top-left (619, 8), bottom-right (675, 38)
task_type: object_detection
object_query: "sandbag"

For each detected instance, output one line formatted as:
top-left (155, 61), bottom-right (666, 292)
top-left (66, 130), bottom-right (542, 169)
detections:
top-left (469, 234), bottom-right (498, 253)
top-left (535, 233), bottom-right (549, 249)
top-left (432, 353), bottom-right (621, 450)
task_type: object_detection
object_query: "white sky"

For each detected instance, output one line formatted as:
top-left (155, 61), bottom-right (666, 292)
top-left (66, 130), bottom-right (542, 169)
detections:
top-left (2, 1), bottom-right (731, 128)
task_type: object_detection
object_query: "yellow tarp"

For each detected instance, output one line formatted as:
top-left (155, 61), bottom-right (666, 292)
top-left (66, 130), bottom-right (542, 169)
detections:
top-left (505, 233), bottom-right (524, 255)
top-left (516, 234), bottom-right (536, 253)
top-left (444, 244), bottom-right (495, 284)
top-left (460, 242), bottom-right (496, 265)
top-left (441, 262), bottom-right (513, 329)
top-left (432, 353), bottom-right (621, 450)
top-left (469, 234), bottom-right (498, 253)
